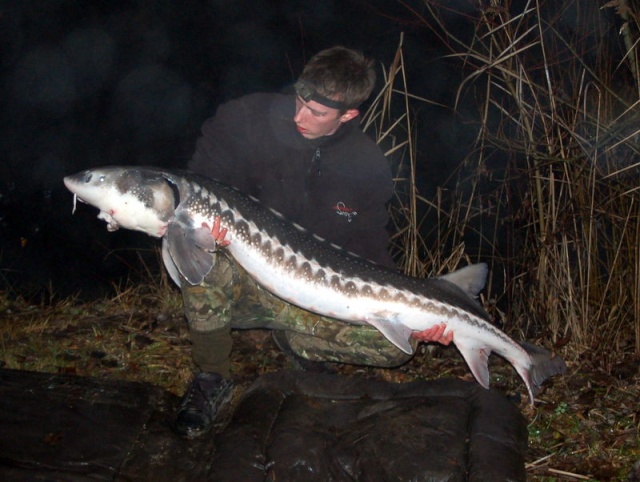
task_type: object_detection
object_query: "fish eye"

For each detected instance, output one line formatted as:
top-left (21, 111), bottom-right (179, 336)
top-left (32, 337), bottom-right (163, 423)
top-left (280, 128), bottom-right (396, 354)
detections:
top-left (99, 176), bottom-right (105, 183)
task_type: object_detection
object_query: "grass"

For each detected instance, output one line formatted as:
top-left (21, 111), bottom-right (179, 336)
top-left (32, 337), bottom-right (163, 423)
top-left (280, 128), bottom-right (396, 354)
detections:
top-left (1, 282), bottom-right (638, 480)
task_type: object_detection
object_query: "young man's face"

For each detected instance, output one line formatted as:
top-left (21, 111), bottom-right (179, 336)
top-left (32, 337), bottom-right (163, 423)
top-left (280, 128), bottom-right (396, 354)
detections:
top-left (294, 96), bottom-right (358, 139)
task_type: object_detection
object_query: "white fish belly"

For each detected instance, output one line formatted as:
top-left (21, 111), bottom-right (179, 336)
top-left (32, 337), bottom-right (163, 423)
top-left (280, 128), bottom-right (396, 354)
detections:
top-left (228, 240), bottom-right (467, 332)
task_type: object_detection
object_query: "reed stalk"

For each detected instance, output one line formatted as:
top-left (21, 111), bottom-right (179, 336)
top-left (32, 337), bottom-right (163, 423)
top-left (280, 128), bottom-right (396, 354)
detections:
top-left (384, 0), bottom-right (640, 362)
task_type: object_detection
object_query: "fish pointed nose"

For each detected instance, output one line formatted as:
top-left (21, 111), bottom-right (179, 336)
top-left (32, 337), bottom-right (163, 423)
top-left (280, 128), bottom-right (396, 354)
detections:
top-left (63, 175), bottom-right (75, 190)
top-left (63, 170), bottom-right (93, 190)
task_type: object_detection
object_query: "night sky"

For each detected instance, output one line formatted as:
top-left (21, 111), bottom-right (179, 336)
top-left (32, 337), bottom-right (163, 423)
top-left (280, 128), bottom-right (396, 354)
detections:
top-left (7, 1), bottom-right (608, 301)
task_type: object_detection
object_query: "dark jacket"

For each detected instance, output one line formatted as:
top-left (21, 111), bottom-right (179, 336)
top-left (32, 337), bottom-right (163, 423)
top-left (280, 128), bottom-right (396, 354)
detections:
top-left (189, 93), bottom-right (394, 267)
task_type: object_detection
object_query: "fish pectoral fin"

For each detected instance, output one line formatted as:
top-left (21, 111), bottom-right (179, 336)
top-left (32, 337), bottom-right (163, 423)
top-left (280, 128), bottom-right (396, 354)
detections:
top-left (161, 238), bottom-right (182, 287)
top-left (166, 220), bottom-right (215, 285)
top-left (366, 315), bottom-right (415, 355)
top-left (454, 338), bottom-right (492, 389)
top-left (190, 225), bottom-right (219, 252)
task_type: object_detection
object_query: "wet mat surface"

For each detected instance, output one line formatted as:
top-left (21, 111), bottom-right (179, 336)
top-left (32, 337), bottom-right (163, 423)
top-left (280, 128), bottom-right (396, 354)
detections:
top-left (0, 369), bottom-right (526, 481)
top-left (0, 368), bottom-right (211, 481)
top-left (211, 372), bottom-right (528, 481)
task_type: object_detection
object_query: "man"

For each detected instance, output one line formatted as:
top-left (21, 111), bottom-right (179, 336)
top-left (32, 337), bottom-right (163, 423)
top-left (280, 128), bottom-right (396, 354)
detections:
top-left (176, 46), bottom-right (450, 438)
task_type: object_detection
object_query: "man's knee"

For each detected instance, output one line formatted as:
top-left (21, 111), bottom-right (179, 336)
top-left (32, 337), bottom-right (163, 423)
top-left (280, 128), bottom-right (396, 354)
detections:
top-left (181, 255), bottom-right (239, 332)
top-left (182, 283), bottom-right (233, 332)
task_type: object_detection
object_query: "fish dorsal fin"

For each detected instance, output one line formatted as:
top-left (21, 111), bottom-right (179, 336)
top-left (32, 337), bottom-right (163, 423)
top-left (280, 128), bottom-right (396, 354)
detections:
top-left (438, 263), bottom-right (488, 298)
top-left (366, 314), bottom-right (415, 355)
top-left (165, 209), bottom-right (218, 285)
top-left (454, 337), bottom-right (491, 389)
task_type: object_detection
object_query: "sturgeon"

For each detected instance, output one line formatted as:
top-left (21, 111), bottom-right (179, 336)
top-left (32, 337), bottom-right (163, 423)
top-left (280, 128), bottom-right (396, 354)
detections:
top-left (63, 166), bottom-right (566, 403)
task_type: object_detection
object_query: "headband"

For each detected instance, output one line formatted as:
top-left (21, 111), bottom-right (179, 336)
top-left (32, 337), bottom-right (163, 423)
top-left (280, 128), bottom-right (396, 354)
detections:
top-left (294, 80), bottom-right (349, 110)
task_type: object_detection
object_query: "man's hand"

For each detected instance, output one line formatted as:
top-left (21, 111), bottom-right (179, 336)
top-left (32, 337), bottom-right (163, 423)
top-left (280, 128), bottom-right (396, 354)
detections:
top-left (411, 323), bottom-right (453, 346)
top-left (205, 216), bottom-right (231, 247)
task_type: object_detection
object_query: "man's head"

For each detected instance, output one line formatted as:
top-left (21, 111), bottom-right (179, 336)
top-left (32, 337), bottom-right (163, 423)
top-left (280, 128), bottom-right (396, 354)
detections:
top-left (293, 46), bottom-right (376, 139)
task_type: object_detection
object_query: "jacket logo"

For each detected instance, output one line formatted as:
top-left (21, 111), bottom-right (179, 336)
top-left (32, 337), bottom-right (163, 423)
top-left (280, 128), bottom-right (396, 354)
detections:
top-left (333, 202), bottom-right (358, 223)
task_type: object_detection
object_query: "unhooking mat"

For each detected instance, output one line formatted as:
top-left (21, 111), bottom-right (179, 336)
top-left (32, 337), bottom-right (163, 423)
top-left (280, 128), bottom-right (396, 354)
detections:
top-left (0, 368), bottom-right (527, 481)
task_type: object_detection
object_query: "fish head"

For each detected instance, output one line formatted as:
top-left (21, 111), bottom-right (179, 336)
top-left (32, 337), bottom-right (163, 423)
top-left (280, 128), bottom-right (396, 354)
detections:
top-left (63, 166), bottom-right (177, 238)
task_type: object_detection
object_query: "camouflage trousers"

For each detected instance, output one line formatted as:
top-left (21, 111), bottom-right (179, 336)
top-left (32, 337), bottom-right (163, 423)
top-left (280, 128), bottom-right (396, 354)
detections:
top-left (181, 253), bottom-right (415, 376)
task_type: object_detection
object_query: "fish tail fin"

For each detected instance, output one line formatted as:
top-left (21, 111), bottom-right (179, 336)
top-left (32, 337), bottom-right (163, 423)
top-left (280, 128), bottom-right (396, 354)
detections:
top-left (520, 342), bottom-right (567, 402)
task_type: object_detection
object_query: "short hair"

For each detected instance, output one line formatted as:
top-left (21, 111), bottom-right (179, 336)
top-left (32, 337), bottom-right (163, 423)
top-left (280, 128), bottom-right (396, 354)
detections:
top-left (299, 46), bottom-right (376, 110)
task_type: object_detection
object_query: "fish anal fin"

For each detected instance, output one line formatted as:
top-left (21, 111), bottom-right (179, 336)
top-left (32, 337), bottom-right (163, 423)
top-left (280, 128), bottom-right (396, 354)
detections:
top-left (366, 314), bottom-right (415, 355)
top-left (455, 338), bottom-right (492, 389)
